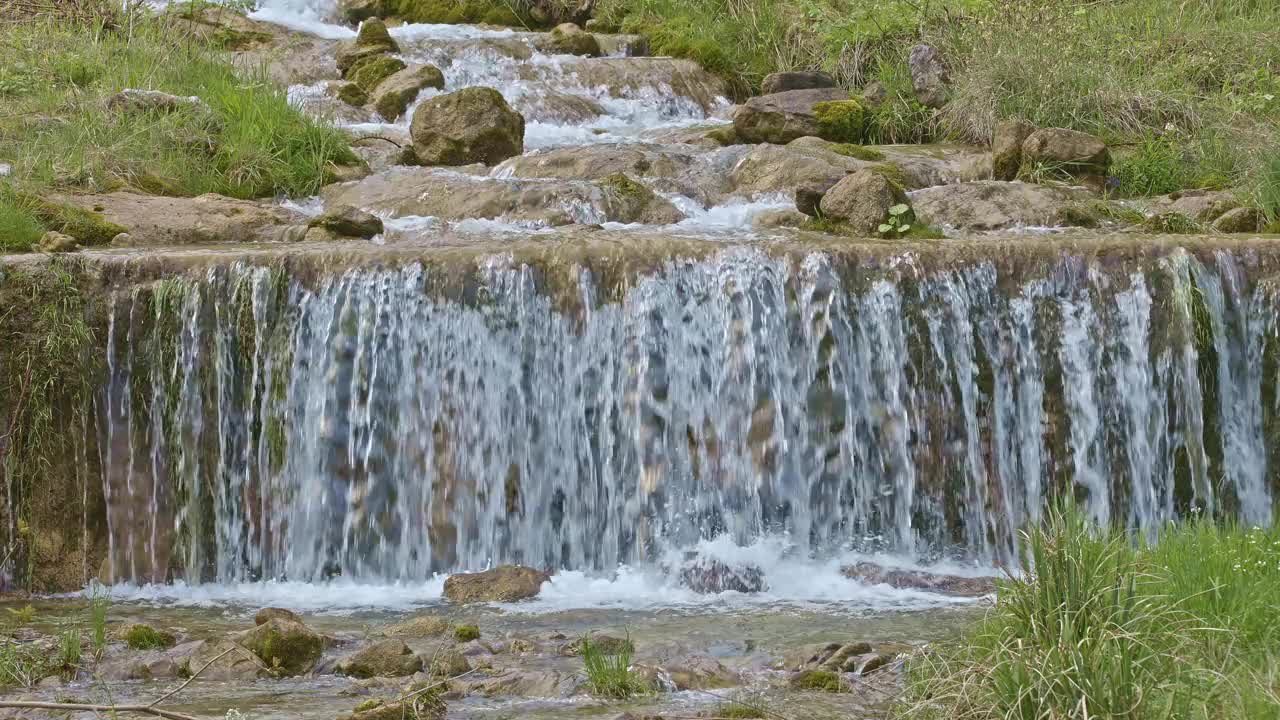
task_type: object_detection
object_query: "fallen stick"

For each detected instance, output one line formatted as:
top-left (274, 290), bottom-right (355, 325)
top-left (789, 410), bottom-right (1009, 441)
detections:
top-left (0, 702), bottom-right (200, 720)
top-left (149, 646), bottom-right (236, 707)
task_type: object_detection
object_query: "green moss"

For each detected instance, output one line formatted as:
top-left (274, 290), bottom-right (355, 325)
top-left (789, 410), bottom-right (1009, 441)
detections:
top-left (1058, 200), bottom-right (1145, 228)
top-left (388, 0), bottom-right (528, 28)
top-left (813, 99), bottom-right (868, 144)
top-left (705, 126), bottom-right (738, 146)
top-left (210, 27), bottom-right (274, 50)
top-left (1143, 212), bottom-right (1205, 234)
top-left (337, 83), bottom-right (369, 107)
top-left (866, 162), bottom-right (908, 188)
top-left (829, 143), bottom-right (885, 161)
top-left (790, 669), bottom-right (846, 692)
top-left (715, 703), bottom-right (766, 719)
top-left (600, 172), bottom-right (647, 199)
top-left (453, 624), bottom-right (480, 642)
top-left (124, 624), bottom-right (176, 650)
top-left (21, 196), bottom-right (126, 246)
top-left (353, 699), bottom-right (384, 713)
top-left (243, 620), bottom-right (325, 676)
top-left (349, 56), bottom-right (406, 93)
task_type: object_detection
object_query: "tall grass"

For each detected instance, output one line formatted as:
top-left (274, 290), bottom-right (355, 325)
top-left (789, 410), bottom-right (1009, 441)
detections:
top-left (0, 12), bottom-right (354, 249)
top-left (901, 507), bottom-right (1280, 720)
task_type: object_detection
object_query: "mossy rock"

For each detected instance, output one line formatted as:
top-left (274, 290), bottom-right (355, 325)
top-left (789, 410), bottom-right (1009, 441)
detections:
top-left (546, 23), bottom-right (601, 57)
top-left (1143, 212), bottom-right (1204, 234)
top-left (705, 126), bottom-right (738, 146)
top-left (600, 172), bottom-right (647, 200)
top-left (789, 669), bottom-right (846, 692)
top-left (829, 143), bottom-right (884, 161)
top-left (1058, 200), bottom-right (1144, 228)
top-left (453, 624), bottom-right (480, 642)
top-left (26, 196), bottom-right (127, 246)
top-left (427, 647), bottom-right (471, 678)
top-left (338, 639), bottom-right (423, 678)
top-left (349, 55), bottom-right (407, 94)
top-left (239, 617), bottom-right (326, 676)
top-left (210, 26), bottom-right (273, 50)
top-left (355, 17), bottom-right (398, 51)
top-left (866, 163), bottom-right (908, 188)
top-left (338, 82), bottom-right (369, 107)
top-left (813, 99), bottom-right (868, 144)
top-left (124, 623), bottom-right (176, 650)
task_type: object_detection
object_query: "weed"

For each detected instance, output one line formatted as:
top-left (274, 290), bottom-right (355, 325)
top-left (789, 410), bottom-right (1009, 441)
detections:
top-left (58, 624), bottom-right (83, 674)
top-left (878, 202), bottom-right (913, 237)
top-left (581, 633), bottom-right (648, 699)
top-left (0, 641), bottom-right (50, 688)
top-left (1259, 151), bottom-right (1280, 223)
top-left (0, 186), bottom-right (45, 253)
top-left (6, 605), bottom-right (36, 624)
top-left (453, 624), bottom-right (480, 642)
top-left (88, 592), bottom-right (110, 655)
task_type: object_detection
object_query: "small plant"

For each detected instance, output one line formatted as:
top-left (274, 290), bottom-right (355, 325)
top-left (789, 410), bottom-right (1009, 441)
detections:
top-left (0, 642), bottom-right (50, 689)
top-left (124, 623), bottom-right (176, 650)
top-left (789, 669), bottom-right (846, 692)
top-left (6, 605), bottom-right (36, 625)
top-left (88, 592), bottom-right (110, 656)
top-left (878, 203), bottom-right (913, 237)
top-left (453, 624), bottom-right (480, 642)
top-left (581, 633), bottom-right (648, 699)
top-left (58, 625), bottom-right (82, 675)
top-left (715, 700), bottom-right (767, 718)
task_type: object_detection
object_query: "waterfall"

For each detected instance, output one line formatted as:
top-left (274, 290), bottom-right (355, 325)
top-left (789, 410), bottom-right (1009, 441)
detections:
top-left (91, 246), bottom-right (1278, 584)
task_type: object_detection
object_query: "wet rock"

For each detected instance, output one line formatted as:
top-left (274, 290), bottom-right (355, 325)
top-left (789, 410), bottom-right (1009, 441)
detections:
top-left (182, 639), bottom-right (263, 681)
top-left (909, 181), bottom-right (1093, 232)
top-left (339, 639), bottom-right (424, 678)
top-left (733, 88), bottom-right (851, 144)
top-left (427, 647), bottom-right (471, 678)
top-left (323, 166), bottom-right (684, 226)
top-left (309, 205), bottom-right (384, 239)
top-left (908, 44), bottom-right (948, 109)
top-left (1147, 188), bottom-right (1240, 222)
top-left (35, 231), bottom-right (79, 253)
top-left (55, 192), bottom-right (304, 245)
top-left (1021, 127), bottom-right (1109, 175)
top-left (355, 17), bottom-right (397, 53)
top-left (239, 617), bottom-right (326, 676)
top-left (1212, 206), bottom-right (1263, 233)
top-left (780, 641), bottom-right (872, 672)
top-left (455, 668), bottom-right (568, 697)
top-left (336, 19), bottom-right (399, 77)
top-left (255, 607), bottom-right (302, 626)
top-left (549, 57), bottom-right (729, 114)
top-left (337, 82), bottom-right (369, 107)
top-left (371, 64), bottom-right (445, 121)
top-left (662, 655), bottom-right (740, 690)
top-left (677, 556), bottom-right (767, 594)
top-left (100, 641), bottom-right (196, 681)
top-left (594, 33), bottom-right (649, 57)
top-left (752, 208), bottom-right (808, 229)
top-left (819, 168), bottom-right (910, 235)
top-left (761, 71), bottom-right (837, 95)
top-left (544, 23), bottom-right (602, 57)
top-left (499, 143), bottom-right (698, 187)
top-left (841, 561), bottom-right (996, 597)
top-left (514, 87), bottom-right (606, 124)
top-left (339, 0), bottom-right (384, 23)
top-left (443, 565), bottom-right (549, 603)
top-left (854, 652), bottom-right (894, 675)
top-left (349, 55), bottom-right (407, 94)
top-left (729, 144), bottom-right (849, 199)
top-left (409, 87), bottom-right (525, 166)
top-left (992, 119), bottom-right (1036, 181)
top-left (382, 615), bottom-right (452, 638)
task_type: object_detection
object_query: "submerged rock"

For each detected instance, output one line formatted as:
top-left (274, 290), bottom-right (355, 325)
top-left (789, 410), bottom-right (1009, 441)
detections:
top-left (910, 180), bottom-right (1093, 231)
top-left (761, 71), bottom-right (837, 95)
top-left (677, 556), bottom-right (767, 594)
top-left (733, 88), bottom-right (850, 144)
top-left (442, 565), bottom-right (549, 603)
top-left (309, 205), bottom-right (384, 239)
top-left (841, 561), bottom-right (996, 597)
top-left (662, 655), bottom-right (740, 690)
top-left (382, 615), bottom-right (453, 638)
top-left (338, 639), bottom-right (424, 678)
top-left (818, 168), bottom-right (910, 235)
top-left (239, 617), bottom-right (326, 676)
top-left (427, 647), bottom-right (471, 677)
top-left (409, 87), bottom-right (525, 166)
top-left (182, 639), bottom-right (263, 681)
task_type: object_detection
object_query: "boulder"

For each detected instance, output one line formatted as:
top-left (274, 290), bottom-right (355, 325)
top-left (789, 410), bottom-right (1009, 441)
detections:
top-left (992, 119), bottom-right (1036, 181)
top-left (56, 192), bottom-right (304, 245)
top-left (337, 82), bottom-right (369, 107)
top-left (841, 561), bottom-right (996, 597)
top-left (310, 205), bottom-right (384, 239)
top-left (382, 615), bottom-right (453, 638)
top-left (336, 19), bottom-right (398, 77)
top-left (442, 565), bottom-right (549, 603)
top-left (355, 17), bottom-right (397, 53)
top-left (597, 172), bottom-right (686, 224)
top-left (427, 647), bottom-right (471, 678)
top-left (732, 88), bottom-right (850, 144)
top-left (662, 656), bottom-right (740, 690)
top-left (818, 169), bottom-right (910, 235)
top-left (339, 0), bottom-right (384, 23)
top-left (760, 71), bottom-right (837, 96)
top-left (35, 231), bottom-right (79, 253)
top-left (371, 64), bottom-right (444, 120)
top-left (752, 208), bottom-right (809, 229)
top-left (238, 617), bottom-right (326, 676)
top-left (255, 607), bottom-right (302, 626)
top-left (1212, 206), bottom-right (1262, 233)
top-left (338, 640), bottom-right (424, 678)
top-left (909, 181), bottom-right (1093, 231)
top-left (181, 639), bottom-right (263, 682)
top-left (545, 23), bottom-right (602, 57)
top-left (908, 44), bottom-right (948, 109)
top-left (409, 87), bottom-right (525, 166)
top-left (337, 44), bottom-right (394, 77)
top-left (677, 556), bottom-right (767, 594)
top-left (349, 55), bottom-right (407, 93)
top-left (1021, 127), bottom-right (1109, 174)
top-left (1147, 189), bottom-right (1239, 222)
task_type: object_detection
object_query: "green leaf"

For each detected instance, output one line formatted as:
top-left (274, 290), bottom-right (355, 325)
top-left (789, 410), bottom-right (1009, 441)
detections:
top-left (878, 223), bottom-right (893, 232)
top-left (899, 224), bottom-right (911, 232)
top-left (889, 204), bottom-right (910, 216)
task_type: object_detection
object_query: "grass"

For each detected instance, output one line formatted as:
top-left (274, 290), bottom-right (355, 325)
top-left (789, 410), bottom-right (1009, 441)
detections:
top-left (0, 12), bottom-right (354, 251)
top-left (0, 641), bottom-right (51, 689)
top-left (900, 506), bottom-right (1280, 720)
top-left (453, 624), bottom-right (480, 642)
top-left (1260, 151), bottom-right (1280, 223)
top-left (581, 633), bottom-right (648, 699)
top-left (125, 623), bottom-right (176, 650)
top-left (89, 593), bottom-right (110, 656)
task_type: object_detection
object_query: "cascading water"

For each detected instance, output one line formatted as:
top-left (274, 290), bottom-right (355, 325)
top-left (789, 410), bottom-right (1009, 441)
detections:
top-left (92, 246), bottom-right (1278, 586)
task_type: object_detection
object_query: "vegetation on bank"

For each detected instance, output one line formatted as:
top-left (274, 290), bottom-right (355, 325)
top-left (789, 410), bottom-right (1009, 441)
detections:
top-left (591, 0), bottom-right (1279, 214)
top-left (901, 507), bottom-right (1280, 720)
top-left (0, 11), bottom-right (354, 252)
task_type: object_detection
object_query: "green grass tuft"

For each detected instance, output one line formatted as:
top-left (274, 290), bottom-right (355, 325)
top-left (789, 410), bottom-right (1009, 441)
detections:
top-left (581, 633), bottom-right (648, 699)
top-left (901, 506), bottom-right (1280, 720)
top-left (125, 623), bottom-right (176, 650)
top-left (790, 669), bottom-right (845, 692)
top-left (453, 624), bottom-right (480, 642)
